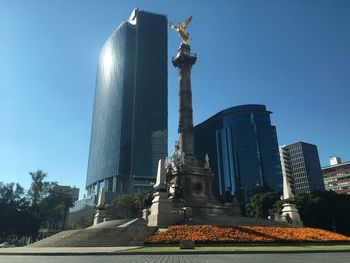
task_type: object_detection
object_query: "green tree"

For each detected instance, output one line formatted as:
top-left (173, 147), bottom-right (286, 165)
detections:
top-left (106, 192), bottom-right (147, 220)
top-left (0, 182), bottom-right (40, 241)
top-left (332, 193), bottom-right (350, 235)
top-left (294, 192), bottom-right (333, 231)
top-left (245, 188), bottom-right (350, 236)
top-left (134, 191), bottom-right (147, 210)
top-left (245, 191), bottom-right (281, 218)
top-left (39, 187), bottom-right (75, 230)
top-left (60, 191), bottom-right (75, 230)
top-left (106, 194), bottom-right (137, 219)
top-left (294, 191), bottom-right (350, 235)
top-left (28, 170), bottom-right (55, 216)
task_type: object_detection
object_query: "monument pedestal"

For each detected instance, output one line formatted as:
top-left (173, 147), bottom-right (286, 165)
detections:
top-left (93, 209), bottom-right (107, 225)
top-left (148, 159), bottom-right (185, 227)
top-left (280, 160), bottom-right (303, 226)
top-left (282, 202), bottom-right (303, 226)
top-left (147, 192), bottom-right (184, 227)
top-left (93, 188), bottom-right (108, 225)
top-left (168, 162), bottom-right (228, 217)
top-left (142, 208), bottom-right (150, 220)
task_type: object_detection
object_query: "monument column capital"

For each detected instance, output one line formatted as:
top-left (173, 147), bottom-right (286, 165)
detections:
top-left (172, 43), bottom-right (197, 69)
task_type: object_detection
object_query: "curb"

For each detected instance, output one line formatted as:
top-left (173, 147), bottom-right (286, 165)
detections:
top-left (0, 252), bottom-right (118, 256)
top-left (116, 249), bottom-right (350, 255)
top-left (1, 249), bottom-right (350, 256)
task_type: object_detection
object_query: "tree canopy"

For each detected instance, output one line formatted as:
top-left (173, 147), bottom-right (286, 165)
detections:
top-left (245, 189), bottom-right (350, 236)
top-left (245, 190), bottom-right (281, 218)
top-left (295, 191), bottom-right (350, 235)
top-left (106, 192), bottom-right (147, 220)
top-left (28, 170), bottom-right (56, 216)
top-left (0, 170), bottom-right (76, 242)
top-left (0, 182), bottom-right (40, 241)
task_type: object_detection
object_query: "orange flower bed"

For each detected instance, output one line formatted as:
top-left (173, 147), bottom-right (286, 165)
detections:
top-left (146, 225), bottom-right (350, 244)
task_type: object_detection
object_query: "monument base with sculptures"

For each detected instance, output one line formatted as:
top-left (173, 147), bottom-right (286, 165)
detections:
top-left (146, 149), bottom-right (242, 227)
top-left (146, 24), bottom-right (243, 227)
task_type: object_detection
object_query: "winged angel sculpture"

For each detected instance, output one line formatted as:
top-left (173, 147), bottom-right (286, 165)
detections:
top-left (169, 16), bottom-right (193, 44)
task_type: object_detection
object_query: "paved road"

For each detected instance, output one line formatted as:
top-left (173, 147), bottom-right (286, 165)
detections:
top-left (0, 253), bottom-right (350, 263)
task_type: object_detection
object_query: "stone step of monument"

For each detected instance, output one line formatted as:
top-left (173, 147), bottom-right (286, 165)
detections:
top-left (118, 218), bottom-right (139, 227)
top-left (29, 225), bottom-right (157, 247)
top-left (86, 218), bottom-right (148, 229)
top-left (118, 218), bottom-right (148, 227)
top-left (86, 219), bottom-right (130, 229)
top-left (28, 229), bottom-right (82, 247)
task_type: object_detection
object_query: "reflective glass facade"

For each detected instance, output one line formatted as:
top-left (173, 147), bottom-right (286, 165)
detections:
top-left (194, 105), bottom-right (283, 206)
top-left (86, 10), bottom-right (167, 195)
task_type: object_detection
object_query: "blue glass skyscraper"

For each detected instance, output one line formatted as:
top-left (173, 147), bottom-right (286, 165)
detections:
top-left (86, 9), bottom-right (168, 196)
top-left (194, 105), bottom-right (283, 206)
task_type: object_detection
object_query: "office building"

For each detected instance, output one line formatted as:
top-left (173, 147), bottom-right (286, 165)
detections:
top-left (194, 104), bottom-right (283, 206)
top-left (323, 157), bottom-right (350, 195)
top-left (279, 142), bottom-right (325, 194)
top-left (86, 9), bottom-right (168, 197)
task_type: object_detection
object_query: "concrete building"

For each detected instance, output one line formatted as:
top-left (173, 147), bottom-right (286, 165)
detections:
top-left (194, 104), bottom-right (283, 206)
top-left (323, 157), bottom-right (350, 195)
top-left (86, 9), bottom-right (168, 198)
top-left (329, 156), bottom-right (342, 166)
top-left (279, 142), bottom-right (325, 194)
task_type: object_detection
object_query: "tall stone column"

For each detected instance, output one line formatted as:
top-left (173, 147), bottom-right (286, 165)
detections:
top-left (172, 43), bottom-right (197, 157)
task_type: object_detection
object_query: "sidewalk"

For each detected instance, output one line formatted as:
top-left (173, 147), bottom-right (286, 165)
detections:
top-left (1, 245), bottom-right (350, 256)
top-left (0, 246), bottom-right (139, 255)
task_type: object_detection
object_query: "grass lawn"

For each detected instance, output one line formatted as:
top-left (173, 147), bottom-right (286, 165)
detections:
top-left (120, 244), bottom-right (350, 254)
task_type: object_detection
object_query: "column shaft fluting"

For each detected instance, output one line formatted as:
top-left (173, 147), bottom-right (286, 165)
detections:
top-left (172, 44), bottom-right (197, 157)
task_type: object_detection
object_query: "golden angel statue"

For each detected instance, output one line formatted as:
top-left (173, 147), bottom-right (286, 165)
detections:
top-left (169, 16), bottom-right (192, 44)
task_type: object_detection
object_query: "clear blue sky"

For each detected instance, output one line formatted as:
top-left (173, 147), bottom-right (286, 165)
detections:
top-left (1, 0), bottom-right (349, 196)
